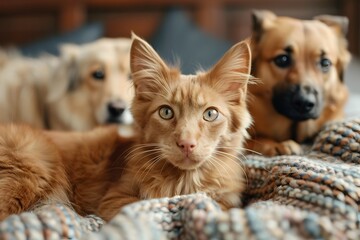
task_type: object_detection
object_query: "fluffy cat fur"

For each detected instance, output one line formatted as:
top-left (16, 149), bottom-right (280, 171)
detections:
top-left (0, 124), bottom-right (133, 220)
top-left (0, 35), bottom-right (252, 222)
top-left (98, 35), bottom-right (252, 220)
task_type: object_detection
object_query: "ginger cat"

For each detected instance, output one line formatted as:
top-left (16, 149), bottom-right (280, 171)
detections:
top-left (0, 35), bottom-right (252, 222)
top-left (98, 35), bottom-right (252, 220)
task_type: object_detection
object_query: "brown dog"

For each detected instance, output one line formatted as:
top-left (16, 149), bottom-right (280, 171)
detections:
top-left (0, 38), bottom-right (134, 131)
top-left (246, 10), bottom-right (351, 156)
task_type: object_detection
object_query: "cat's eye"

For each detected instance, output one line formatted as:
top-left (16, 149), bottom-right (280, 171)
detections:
top-left (92, 69), bottom-right (105, 80)
top-left (159, 106), bottom-right (174, 120)
top-left (203, 108), bottom-right (219, 122)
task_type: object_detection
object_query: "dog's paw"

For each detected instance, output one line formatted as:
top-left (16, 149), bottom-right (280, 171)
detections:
top-left (249, 139), bottom-right (303, 157)
top-left (274, 140), bottom-right (303, 156)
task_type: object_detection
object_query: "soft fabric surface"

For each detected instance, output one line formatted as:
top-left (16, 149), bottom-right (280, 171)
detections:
top-left (1, 118), bottom-right (360, 239)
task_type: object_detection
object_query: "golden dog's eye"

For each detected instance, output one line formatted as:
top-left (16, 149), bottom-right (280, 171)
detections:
top-left (203, 108), bottom-right (219, 122)
top-left (159, 106), bottom-right (174, 120)
top-left (319, 58), bottom-right (332, 73)
top-left (273, 54), bottom-right (292, 68)
top-left (92, 69), bottom-right (105, 80)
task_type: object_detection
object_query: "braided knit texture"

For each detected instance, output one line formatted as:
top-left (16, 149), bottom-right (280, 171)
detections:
top-left (1, 118), bottom-right (360, 239)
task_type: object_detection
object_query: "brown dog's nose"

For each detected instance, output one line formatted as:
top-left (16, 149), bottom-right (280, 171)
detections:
top-left (292, 93), bottom-right (316, 114)
top-left (272, 84), bottom-right (321, 121)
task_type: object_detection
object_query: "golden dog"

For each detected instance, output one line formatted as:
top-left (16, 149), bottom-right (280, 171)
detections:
top-left (246, 10), bottom-right (351, 156)
top-left (0, 38), bottom-right (134, 131)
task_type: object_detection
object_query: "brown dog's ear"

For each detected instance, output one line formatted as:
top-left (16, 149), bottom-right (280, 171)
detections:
top-left (252, 10), bottom-right (277, 40)
top-left (314, 15), bottom-right (351, 82)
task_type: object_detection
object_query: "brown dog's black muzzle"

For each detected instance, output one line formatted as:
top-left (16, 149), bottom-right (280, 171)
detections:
top-left (272, 84), bottom-right (322, 121)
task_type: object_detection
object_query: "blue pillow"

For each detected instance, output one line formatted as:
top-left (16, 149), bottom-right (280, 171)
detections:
top-left (151, 9), bottom-right (232, 74)
top-left (20, 22), bottom-right (104, 57)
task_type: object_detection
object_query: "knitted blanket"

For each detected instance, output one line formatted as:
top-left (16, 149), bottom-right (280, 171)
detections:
top-left (1, 118), bottom-right (359, 240)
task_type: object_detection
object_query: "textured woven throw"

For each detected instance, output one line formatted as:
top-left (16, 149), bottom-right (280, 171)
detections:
top-left (1, 118), bottom-right (359, 240)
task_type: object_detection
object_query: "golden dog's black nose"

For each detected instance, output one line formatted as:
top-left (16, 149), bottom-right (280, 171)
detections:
top-left (107, 102), bottom-right (125, 117)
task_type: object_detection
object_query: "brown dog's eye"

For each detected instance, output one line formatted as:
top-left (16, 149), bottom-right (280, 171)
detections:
top-left (92, 70), bottom-right (105, 80)
top-left (319, 58), bottom-right (332, 73)
top-left (273, 54), bottom-right (292, 68)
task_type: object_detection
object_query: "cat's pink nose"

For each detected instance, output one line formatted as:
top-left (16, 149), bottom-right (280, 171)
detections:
top-left (177, 139), bottom-right (197, 153)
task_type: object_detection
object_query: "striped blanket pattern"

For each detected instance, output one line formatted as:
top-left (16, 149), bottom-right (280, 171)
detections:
top-left (1, 118), bottom-right (359, 239)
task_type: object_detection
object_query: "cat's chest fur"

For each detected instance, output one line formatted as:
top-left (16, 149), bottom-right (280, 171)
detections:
top-left (139, 167), bottom-right (205, 198)
top-left (132, 157), bottom-right (243, 203)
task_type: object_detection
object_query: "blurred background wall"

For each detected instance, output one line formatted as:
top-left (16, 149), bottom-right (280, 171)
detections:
top-left (0, 0), bottom-right (359, 56)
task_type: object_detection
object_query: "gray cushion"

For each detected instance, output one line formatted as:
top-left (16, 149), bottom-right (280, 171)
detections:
top-left (151, 9), bottom-right (232, 74)
top-left (20, 22), bottom-right (104, 57)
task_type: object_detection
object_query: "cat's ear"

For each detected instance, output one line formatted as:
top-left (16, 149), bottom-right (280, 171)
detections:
top-left (206, 40), bottom-right (252, 103)
top-left (130, 33), bottom-right (170, 99)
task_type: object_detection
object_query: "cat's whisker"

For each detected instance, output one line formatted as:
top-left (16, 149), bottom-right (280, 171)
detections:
top-left (207, 158), bottom-right (227, 182)
top-left (131, 151), bottom-right (162, 174)
top-left (217, 146), bottom-right (262, 156)
top-left (214, 151), bottom-right (249, 183)
top-left (107, 145), bottom-right (139, 169)
top-left (126, 144), bottom-right (163, 164)
top-left (211, 152), bottom-right (239, 173)
top-left (119, 144), bottom-right (152, 160)
top-left (129, 146), bottom-right (168, 178)
top-left (133, 159), bottom-right (156, 187)
top-left (126, 143), bottom-right (162, 152)
top-left (215, 150), bottom-right (245, 166)
top-left (130, 152), bottom-right (155, 168)
top-left (127, 147), bottom-right (162, 176)
top-left (137, 156), bottom-right (163, 183)
top-left (159, 154), bottom-right (169, 176)
top-left (102, 145), bottom-right (162, 176)
top-left (208, 156), bottom-right (237, 183)
top-left (128, 147), bottom-right (161, 159)
top-left (241, 148), bottom-right (262, 156)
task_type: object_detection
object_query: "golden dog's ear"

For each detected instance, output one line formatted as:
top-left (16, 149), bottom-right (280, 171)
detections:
top-left (314, 15), bottom-right (349, 36)
top-left (314, 15), bottom-right (351, 82)
top-left (60, 44), bottom-right (81, 91)
top-left (252, 10), bottom-right (277, 40)
top-left (47, 44), bottom-right (81, 102)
